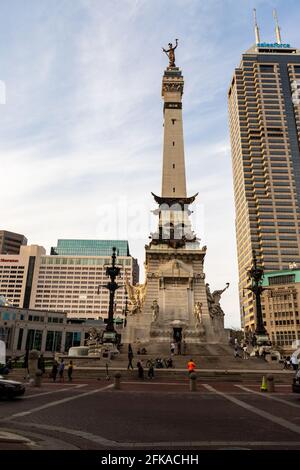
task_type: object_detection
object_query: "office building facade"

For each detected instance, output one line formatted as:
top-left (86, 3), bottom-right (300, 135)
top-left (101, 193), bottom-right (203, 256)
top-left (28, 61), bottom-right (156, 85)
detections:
top-left (0, 305), bottom-right (110, 357)
top-left (0, 241), bottom-right (138, 320)
top-left (261, 269), bottom-right (300, 352)
top-left (228, 25), bottom-right (300, 331)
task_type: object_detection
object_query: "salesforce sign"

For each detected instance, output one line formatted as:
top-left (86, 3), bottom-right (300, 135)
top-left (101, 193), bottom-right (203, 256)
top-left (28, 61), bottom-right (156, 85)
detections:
top-left (257, 42), bottom-right (291, 48)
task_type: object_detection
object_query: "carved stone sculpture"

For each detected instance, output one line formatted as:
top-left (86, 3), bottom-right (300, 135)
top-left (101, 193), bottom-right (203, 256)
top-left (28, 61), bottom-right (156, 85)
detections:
top-left (194, 302), bottom-right (202, 327)
top-left (125, 276), bottom-right (147, 315)
top-left (206, 283), bottom-right (229, 318)
top-left (151, 300), bottom-right (160, 322)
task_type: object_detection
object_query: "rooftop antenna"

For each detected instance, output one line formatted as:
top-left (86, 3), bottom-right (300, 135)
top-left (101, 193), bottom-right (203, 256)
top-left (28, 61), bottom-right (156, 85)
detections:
top-left (273, 9), bottom-right (282, 44)
top-left (253, 9), bottom-right (260, 44)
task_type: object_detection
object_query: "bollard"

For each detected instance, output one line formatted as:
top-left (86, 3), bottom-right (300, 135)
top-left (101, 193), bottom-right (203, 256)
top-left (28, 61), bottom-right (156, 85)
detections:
top-left (114, 372), bottom-right (121, 390)
top-left (260, 375), bottom-right (268, 392)
top-left (189, 372), bottom-right (197, 392)
top-left (34, 370), bottom-right (43, 387)
top-left (267, 375), bottom-right (275, 393)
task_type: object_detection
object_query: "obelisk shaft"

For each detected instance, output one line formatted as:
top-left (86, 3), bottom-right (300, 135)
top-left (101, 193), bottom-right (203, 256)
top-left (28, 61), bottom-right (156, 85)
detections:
top-left (161, 67), bottom-right (187, 198)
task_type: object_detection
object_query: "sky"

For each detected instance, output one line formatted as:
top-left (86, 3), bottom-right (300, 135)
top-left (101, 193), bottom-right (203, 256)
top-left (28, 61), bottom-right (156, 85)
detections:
top-left (0, 0), bottom-right (299, 328)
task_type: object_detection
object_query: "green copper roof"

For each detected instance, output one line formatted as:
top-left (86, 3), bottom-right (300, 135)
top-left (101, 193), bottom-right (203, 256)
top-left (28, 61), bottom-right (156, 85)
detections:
top-left (262, 269), bottom-right (300, 286)
top-left (51, 240), bottom-right (130, 257)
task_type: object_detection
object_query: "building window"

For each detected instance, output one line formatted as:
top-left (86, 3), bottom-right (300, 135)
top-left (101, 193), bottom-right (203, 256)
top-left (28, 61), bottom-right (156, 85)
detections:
top-left (26, 329), bottom-right (43, 351)
top-left (46, 331), bottom-right (62, 352)
top-left (269, 275), bottom-right (295, 286)
top-left (65, 332), bottom-right (81, 351)
top-left (17, 329), bottom-right (23, 350)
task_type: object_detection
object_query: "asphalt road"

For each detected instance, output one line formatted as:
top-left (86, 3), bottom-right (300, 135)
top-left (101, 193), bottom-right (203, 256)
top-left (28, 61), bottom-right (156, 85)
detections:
top-left (1, 379), bottom-right (300, 450)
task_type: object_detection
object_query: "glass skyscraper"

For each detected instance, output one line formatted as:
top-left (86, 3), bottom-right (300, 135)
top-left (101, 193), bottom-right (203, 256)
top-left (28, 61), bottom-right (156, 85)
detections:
top-left (228, 30), bottom-right (300, 332)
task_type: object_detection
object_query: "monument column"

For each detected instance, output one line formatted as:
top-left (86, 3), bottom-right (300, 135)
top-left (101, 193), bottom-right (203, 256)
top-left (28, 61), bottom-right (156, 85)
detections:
top-left (161, 66), bottom-right (186, 198)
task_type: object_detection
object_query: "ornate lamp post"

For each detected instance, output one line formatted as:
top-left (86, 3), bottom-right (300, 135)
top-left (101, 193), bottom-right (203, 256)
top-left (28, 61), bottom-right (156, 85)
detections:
top-left (123, 294), bottom-right (128, 328)
top-left (247, 250), bottom-right (267, 337)
top-left (98, 247), bottom-right (121, 343)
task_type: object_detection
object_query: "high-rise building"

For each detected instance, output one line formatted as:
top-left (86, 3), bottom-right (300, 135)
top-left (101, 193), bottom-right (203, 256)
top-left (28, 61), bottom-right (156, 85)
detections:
top-left (0, 241), bottom-right (138, 320)
top-left (0, 230), bottom-right (27, 255)
top-left (228, 11), bottom-right (300, 332)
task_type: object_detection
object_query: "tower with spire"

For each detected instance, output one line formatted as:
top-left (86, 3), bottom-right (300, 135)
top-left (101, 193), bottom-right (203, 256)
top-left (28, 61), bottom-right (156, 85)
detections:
top-left (124, 41), bottom-right (229, 347)
top-left (228, 10), bottom-right (300, 336)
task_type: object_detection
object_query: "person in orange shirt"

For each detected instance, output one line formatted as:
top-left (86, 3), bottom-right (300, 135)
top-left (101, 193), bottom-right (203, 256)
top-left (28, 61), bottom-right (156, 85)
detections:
top-left (187, 359), bottom-right (196, 375)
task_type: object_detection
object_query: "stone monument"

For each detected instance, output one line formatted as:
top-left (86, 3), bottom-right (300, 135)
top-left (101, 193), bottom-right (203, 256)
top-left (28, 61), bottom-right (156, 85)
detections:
top-left (124, 42), bottom-right (229, 346)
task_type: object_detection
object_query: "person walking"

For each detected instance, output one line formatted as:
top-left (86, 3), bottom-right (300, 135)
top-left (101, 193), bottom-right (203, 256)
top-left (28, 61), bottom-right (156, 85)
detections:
top-left (23, 348), bottom-right (29, 380)
top-left (187, 358), bottom-right (196, 376)
top-left (51, 359), bottom-right (58, 382)
top-left (243, 345), bottom-right (249, 360)
top-left (147, 363), bottom-right (154, 380)
top-left (170, 342), bottom-right (176, 356)
top-left (234, 344), bottom-right (241, 358)
top-left (58, 359), bottom-right (65, 382)
top-left (67, 360), bottom-right (73, 382)
top-left (283, 356), bottom-right (291, 370)
top-left (291, 355), bottom-right (299, 371)
top-left (177, 341), bottom-right (182, 355)
top-left (127, 344), bottom-right (134, 370)
top-left (137, 360), bottom-right (144, 380)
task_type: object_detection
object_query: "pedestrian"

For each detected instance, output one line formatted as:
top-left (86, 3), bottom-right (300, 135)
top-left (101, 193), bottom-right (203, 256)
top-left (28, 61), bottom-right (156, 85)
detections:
top-left (137, 360), bottom-right (144, 380)
top-left (127, 344), bottom-right (134, 370)
top-left (147, 363), bottom-right (154, 379)
top-left (58, 359), bottom-right (65, 382)
top-left (166, 357), bottom-right (173, 368)
top-left (187, 358), bottom-right (196, 376)
top-left (38, 354), bottom-right (45, 374)
top-left (67, 360), bottom-right (73, 382)
top-left (51, 359), bottom-right (58, 382)
top-left (283, 356), bottom-right (291, 370)
top-left (23, 348), bottom-right (29, 380)
top-left (177, 341), bottom-right (182, 355)
top-left (234, 344), bottom-right (241, 358)
top-left (243, 345), bottom-right (249, 360)
top-left (291, 355), bottom-right (299, 371)
top-left (170, 341), bottom-right (176, 356)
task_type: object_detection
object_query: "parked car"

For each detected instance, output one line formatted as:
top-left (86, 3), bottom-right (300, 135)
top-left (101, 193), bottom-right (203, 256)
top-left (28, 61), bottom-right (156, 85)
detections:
top-left (292, 369), bottom-right (300, 393)
top-left (0, 376), bottom-right (25, 399)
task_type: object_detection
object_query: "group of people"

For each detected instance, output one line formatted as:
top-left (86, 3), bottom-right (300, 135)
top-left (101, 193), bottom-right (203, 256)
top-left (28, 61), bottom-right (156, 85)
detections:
top-left (233, 338), bottom-right (250, 359)
top-left (51, 358), bottom-right (74, 382)
top-left (283, 355), bottom-right (299, 370)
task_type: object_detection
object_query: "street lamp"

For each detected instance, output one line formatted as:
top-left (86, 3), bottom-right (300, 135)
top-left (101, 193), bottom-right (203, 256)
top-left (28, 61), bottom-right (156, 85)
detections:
top-left (246, 250), bottom-right (268, 338)
top-left (101, 247), bottom-right (121, 343)
top-left (123, 294), bottom-right (128, 328)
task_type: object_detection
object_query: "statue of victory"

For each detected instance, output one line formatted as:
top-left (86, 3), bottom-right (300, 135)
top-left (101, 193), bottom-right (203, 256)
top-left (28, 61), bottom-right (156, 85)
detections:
top-left (162, 39), bottom-right (178, 67)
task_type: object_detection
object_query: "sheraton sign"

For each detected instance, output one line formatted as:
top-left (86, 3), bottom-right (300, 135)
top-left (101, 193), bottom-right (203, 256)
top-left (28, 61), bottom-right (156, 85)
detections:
top-left (0, 259), bottom-right (19, 263)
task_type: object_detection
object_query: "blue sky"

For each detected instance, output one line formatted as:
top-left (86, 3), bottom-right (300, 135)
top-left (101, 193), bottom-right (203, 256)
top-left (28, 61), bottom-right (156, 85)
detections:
top-left (0, 0), bottom-right (299, 328)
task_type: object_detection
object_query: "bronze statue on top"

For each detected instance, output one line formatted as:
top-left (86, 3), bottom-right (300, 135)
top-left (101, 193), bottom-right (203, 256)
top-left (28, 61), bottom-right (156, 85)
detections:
top-left (162, 39), bottom-right (178, 67)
